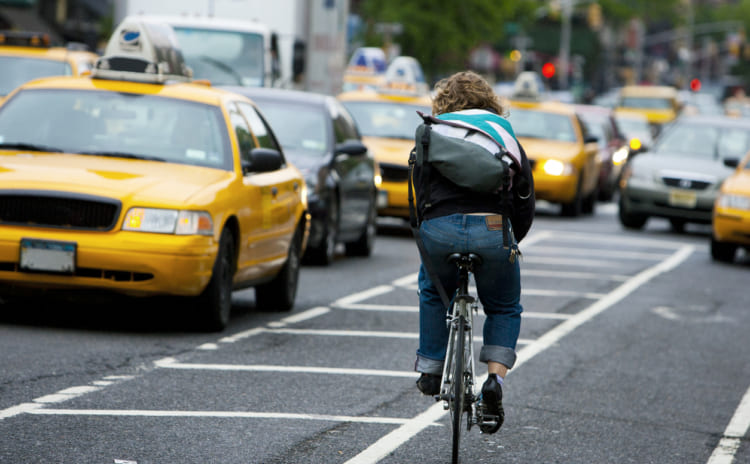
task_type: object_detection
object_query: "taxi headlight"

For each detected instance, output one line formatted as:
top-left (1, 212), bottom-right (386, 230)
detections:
top-left (612, 146), bottom-right (629, 165)
top-left (717, 194), bottom-right (750, 211)
top-left (542, 159), bottom-right (573, 176)
top-left (123, 208), bottom-right (214, 235)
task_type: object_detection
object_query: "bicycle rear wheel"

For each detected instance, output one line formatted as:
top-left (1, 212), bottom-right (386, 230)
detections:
top-left (450, 314), bottom-right (467, 464)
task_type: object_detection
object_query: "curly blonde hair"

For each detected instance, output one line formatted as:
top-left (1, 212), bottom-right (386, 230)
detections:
top-left (432, 71), bottom-right (506, 116)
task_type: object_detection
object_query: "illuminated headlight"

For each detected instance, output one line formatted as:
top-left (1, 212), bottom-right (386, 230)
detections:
top-left (374, 173), bottom-right (383, 187)
top-left (717, 194), bottom-right (750, 211)
top-left (122, 208), bottom-right (214, 235)
top-left (612, 146), bottom-right (629, 165)
top-left (542, 159), bottom-right (573, 176)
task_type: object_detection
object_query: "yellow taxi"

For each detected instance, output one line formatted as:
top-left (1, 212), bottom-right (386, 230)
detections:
top-left (614, 85), bottom-right (681, 134)
top-left (0, 31), bottom-right (98, 101)
top-left (711, 150), bottom-right (750, 263)
top-left (507, 99), bottom-right (601, 216)
top-left (0, 19), bottom-right (309, 331)
top-left (338, 86), bottom-right (432, 219)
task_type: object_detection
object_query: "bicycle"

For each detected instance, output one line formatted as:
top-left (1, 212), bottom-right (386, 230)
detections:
top-left (437, 251), bottom-right (501, 464)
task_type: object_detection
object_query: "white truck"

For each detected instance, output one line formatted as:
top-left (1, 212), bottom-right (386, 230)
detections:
top-left (113, 0), bottom-right (349, 95)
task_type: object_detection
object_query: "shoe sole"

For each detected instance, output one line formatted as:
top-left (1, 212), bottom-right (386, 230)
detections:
top-left (479, 388), bottom-right (504, 434)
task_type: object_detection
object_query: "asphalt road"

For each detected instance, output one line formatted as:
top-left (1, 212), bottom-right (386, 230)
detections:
top-left (1, 201), bottom-right (749, 464)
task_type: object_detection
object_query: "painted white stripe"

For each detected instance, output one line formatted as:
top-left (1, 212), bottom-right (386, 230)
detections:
top-left (529, 246), bottom-right (671, 260)
top-left (344, 244), bottom-right (694, 464)
top-left (268, 306), bottom-right (331, 328)
top-left (265, 328), bottom-right (533, 346)
top-left (524, 289), bottom-right (606, 299)
top-left (333, 285), bottom-right (393, 306)
top-left (28, 408), bottom-right (440, 426)
top-left (707, 384), bottom-right (750, 464)
top-left (197, 343), bottom-right (219, 350)
top-left (521, 256), bottom-right (629, 267)
top-left (218, 327), bottom-right (264, 344)
top-left (155, 359), bottom-right (418, 378)
top-left (0, 403), bottom-right (42, 420)
top-left (523, 269), bottom-right (629, 281)
top-left (392, 273), bottom-right (419, 287)
top-left (548, 230), bottom-right (686, 249)
top-left (332, 303), bottom-right (571, 320)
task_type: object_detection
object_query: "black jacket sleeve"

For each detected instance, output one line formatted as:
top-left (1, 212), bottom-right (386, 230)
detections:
top-left (509, 143), bottom-right (535, 243)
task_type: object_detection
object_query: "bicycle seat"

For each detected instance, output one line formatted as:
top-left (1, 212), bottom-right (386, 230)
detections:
top-left (446, 252), bottom-right (483, 267)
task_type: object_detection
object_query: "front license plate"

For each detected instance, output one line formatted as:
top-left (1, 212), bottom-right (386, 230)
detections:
top-left (668, 189), bottom-right (697, 208)
top-left (19, 238), bottom-right (76, 274)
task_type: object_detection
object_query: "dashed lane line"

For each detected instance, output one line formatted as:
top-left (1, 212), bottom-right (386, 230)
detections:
top-left (707, 383), bottom-right (750, 464)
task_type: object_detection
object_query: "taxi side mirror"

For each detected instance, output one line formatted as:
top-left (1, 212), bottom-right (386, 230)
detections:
top-left (584, 135), bottom-right (598, 144)
top-left (242, 147), bottom-right (283, 174)
top-left (723, 157), bottom-right (740, 169)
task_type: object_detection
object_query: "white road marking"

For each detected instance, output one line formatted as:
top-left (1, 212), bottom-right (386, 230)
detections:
top-left (267, 306), bottom-right (331, 328)
top-left (707, 384), bottom-right (750, 464)
top-left (529, 246), bottom-right (671, 260)
top-left (523, 269), bottom-right (629, 281)
top-left (263, 328), bottom-right (533, 345)
top-left (155, 359), bottom-right (417, 378)
top-left (333, 286), bottom-right (394, 306)
top-left (521, 256), bottom-right (636, 267)
top-left (28, 408), bottom-right (441, 426)
top-left (343, 244), bottom-right (695, 464)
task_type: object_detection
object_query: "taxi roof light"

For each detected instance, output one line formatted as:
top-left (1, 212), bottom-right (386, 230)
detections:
top-left (0, 30), bottom-right (51, 48)
top-left (92, 17), bottom-right (193, 84)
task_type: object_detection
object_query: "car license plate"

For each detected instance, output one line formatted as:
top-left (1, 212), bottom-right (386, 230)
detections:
top-left (19, 238), bottom-right (76, 273)
top-left (668, 189), bottom-right (697, 208)
top-left (377, 190), bottom-right (388, 209)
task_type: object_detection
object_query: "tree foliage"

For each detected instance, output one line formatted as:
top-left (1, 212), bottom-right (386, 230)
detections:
top-left (356, 0), bottom-right (536, 82)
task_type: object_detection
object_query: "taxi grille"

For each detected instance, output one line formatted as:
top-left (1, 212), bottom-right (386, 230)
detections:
top-left (379, 163), bottom-right (409, 182)
top-left (0, 191), bottom-right (121, 231)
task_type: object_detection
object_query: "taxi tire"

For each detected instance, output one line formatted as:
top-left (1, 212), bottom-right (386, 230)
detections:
top-left (561, 176), bottom-right (583, 217)
top-left (195, 227), bottom-right (236, 332)
top-left (305, 201), bottom-right (338, 266)
top-left (345, 199), bottom-right (376, 257)
top-left (255, 223), bottom-right (302, 312)
top-left (710, 237), bottom-right (736, 263)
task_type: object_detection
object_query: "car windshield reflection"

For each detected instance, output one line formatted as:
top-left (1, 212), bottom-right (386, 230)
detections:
top-left (654, 122), bottom-right (750, 160)
top-left (0, 89), bottom-right (233, 170)
top-left (341, 101), bottom-right (429, 140)
top-left (508, 108), bottom-right (577, 142)
top-left (251, 100), bottom-right (328, 158)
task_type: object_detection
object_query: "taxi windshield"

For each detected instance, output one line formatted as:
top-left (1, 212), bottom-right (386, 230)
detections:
top-left (508, 108), bottom-right (577, 142)
top-left (342, 100), bottom-right (429, 140)
top-left (619, 97), bottom-right (673, 109)
top-left (172, 27), bottom-right (264, 86)
top-left (654, 122), bottom-right (750, 160)
top-left (0, 89), bottom-right (232, 170)
top-left (0, 56), bottom-right (71, 96)
top-left (252, 99), bottom-right (328, 158)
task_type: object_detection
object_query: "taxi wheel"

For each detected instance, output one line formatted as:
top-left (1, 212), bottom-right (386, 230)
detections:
top-left (710, 237), bottom-right (736, 263)
top-left (255, 223), bottom-right (302, 312)
top-left (195, 227), bottom-right (236, 332)
top-left (561, 176), bottom-right (583, 217)
top-left (345, 199), bottom-right (376, 257)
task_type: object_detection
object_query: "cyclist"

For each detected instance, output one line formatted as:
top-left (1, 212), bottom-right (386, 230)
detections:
top-left (412, 71), bottom-right (535, 434)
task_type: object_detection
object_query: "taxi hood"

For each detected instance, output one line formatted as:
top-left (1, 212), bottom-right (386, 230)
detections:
top-left (362, 136), bottom-right (413, 166)
top-left (721, 169), bottom-right (750, 196)
top-left (0, 151), bottom-right (234, 205)
top-left (516, 138), bottom-right (583, 162)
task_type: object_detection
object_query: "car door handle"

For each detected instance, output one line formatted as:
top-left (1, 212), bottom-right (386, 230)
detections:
top-left (293, 182), bottom-right (299, 191)
top-left (271, 186), bottom-right (279, 197)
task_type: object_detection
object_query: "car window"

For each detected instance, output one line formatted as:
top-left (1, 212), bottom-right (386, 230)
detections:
top-left (236, 101), bottom-right (281, 152)
top-left (619, 97), bottom-right (673, 110)
top-left (249, 98), bottom-right (327, 157)
top-left (0, 56), bottom-right (71, 96)
top-left (330, 99), bottom-right (359, 144)
top-left (341, 100), bottom-right (429, 140)
top-left (229, 105), bottom-right (256, 159)
top-left (508, 108), bottom-right (577, 142)
top-left (655, 122), bottom-right (750, 160)
top-left (0, 88), bottom-right (232, 169)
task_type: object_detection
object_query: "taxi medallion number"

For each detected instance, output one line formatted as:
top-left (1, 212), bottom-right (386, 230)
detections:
top-left (668, 189), bottom-right (697, 209)
top-left (19, 238), bottom-right (76, 273)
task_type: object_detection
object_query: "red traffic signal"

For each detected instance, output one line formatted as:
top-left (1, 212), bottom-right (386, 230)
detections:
top-left (541, 62), bottom-right (556, 79)
top-left (689, 78), bottom-right (701, 92)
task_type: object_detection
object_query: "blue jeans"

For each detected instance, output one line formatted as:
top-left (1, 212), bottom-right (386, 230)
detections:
top-left (415, 214), bottom-right (522, 375)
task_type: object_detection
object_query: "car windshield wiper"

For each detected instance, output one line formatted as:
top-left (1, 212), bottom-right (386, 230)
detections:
top-left (198, 55), bottom-right (244, 85)
top-left (77, 150), bottom-right (167, 162)
top-left (0, 142), bottom-right (64, 152)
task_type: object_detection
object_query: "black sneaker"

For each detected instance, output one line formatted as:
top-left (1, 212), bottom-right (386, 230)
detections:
top-left (416, 373), bottom-right (441, 396)
top-left (479, 375), bottom-right (504, 434)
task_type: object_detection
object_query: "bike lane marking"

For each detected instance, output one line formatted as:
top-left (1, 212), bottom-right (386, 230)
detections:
top-left (707, 384), bottom-right (750, 464)
top-left (342, 244), bottom-right (695, 464)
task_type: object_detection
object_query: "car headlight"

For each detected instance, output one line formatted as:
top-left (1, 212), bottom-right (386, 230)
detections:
top-left (542, 159), bottom-right (573, 176)
top-left (717, 193), bottom-right (750, 211)
top-left (122, 208), bottom-right (214, 235)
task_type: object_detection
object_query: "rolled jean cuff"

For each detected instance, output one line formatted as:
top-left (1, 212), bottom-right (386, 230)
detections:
top-left (479, 345), bottom-right (517, 370)
top-left (415, 354), bottom-right (444, 375)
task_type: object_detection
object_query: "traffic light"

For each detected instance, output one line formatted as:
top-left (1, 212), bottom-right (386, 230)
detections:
top-left (690, 78), bottom-right (701, 92)
top-left (542, 62), bottom-right (556, 79)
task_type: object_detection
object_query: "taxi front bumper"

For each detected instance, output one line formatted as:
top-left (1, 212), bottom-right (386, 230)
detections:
top-left (0, 226), bottom-right (217, 297)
